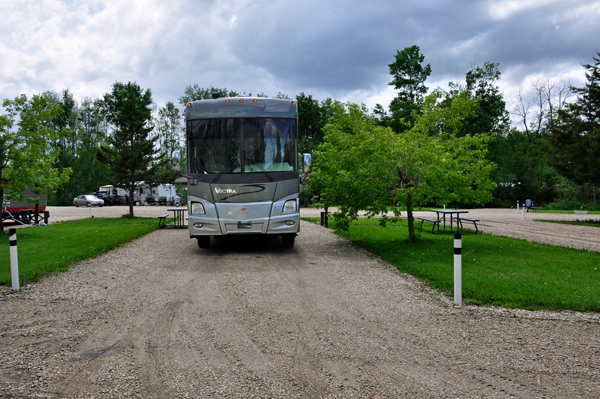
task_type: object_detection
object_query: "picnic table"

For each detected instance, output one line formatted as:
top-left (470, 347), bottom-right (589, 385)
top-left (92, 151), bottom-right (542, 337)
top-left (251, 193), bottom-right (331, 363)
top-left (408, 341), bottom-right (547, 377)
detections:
top-left (158, 207), bottom-right (188, 229)
top-left (429, 209), bottom-right (469, 232)
top-left (167, 207), bottom-right (188, 228)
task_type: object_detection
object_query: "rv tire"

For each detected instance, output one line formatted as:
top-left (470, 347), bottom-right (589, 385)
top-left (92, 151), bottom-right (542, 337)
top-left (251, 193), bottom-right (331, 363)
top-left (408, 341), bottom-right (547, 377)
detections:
top-left (281, 233), bottom-right (295, 248)
top-left (197, 236), bottom-right (211, 249)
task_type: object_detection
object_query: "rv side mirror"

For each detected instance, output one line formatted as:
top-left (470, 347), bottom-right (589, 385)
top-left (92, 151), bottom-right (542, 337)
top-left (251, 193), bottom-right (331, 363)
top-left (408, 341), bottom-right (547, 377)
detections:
top-left (302, 153), bottom-right (311, 174)
top-left (172, 150), bottom-right (181, 172)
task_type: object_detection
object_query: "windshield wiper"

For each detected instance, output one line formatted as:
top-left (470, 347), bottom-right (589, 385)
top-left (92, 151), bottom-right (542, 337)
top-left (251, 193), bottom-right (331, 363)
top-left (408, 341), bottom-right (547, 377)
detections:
top-left (247, 156), bottom-right (274, 181)
top-left (212, 156), bottom-right (237, 183)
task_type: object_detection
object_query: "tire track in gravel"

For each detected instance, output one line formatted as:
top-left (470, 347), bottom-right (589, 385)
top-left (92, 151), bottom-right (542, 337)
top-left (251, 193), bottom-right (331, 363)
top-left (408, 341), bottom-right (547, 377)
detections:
top-left (189, 237), bottom-right (333, 397)
top-left (3, 216), bottom-right (600, 398)
top-left (55, 230), bottom-right (198, 398)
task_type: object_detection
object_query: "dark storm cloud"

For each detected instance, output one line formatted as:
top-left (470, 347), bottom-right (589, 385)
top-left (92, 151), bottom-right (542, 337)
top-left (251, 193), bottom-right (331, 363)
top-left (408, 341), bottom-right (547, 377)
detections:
top-left (1, 0), bottom-right (598, 116)
top-left (219, 0), bottom-right (599, 101)
top-left (226, 0), bottom-right (436, 91)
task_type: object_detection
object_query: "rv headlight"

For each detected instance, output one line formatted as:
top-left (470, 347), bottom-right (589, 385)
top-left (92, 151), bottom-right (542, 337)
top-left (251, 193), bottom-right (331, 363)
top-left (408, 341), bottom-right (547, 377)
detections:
top-left (191, 202), bottom-right (206, 215)
top-left (283, 199), bottom-right (297, 213)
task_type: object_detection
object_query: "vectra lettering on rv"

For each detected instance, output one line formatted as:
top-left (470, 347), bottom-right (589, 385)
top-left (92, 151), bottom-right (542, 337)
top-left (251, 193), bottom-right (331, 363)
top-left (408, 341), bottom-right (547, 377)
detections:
top-left (215, 188), bottom-right (237, 194)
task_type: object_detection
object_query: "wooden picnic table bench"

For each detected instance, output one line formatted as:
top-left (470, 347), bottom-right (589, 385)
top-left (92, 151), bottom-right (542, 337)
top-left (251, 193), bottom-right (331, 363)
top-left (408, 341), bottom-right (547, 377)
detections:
top-left (418, 217), bottom-right (441, 233)
top-left (158, 214), bottom-right (169, 229)
top-left (458, 217), bottom-right (479, 233)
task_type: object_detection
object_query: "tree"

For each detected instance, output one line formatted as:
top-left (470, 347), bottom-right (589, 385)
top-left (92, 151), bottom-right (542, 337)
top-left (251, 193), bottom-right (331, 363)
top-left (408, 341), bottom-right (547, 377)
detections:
top-left (97, 82), bottom-right (166, 217)
top-left (296, 93), bottom-right (334, 154)
top-left (387, 45), bottom-right (432, 133)
top-left (179, 85), bottom-right (240, 105)
top-left (79, 97), bottom-right (108, 151)
top-left (48, 95), bottom-right (114, 206)
top-left (155, 101), bottom-right (182, 157)
top-left (47, 90), bottom-right (78, 205)
top-left (0, 92), bottom-right (72, 233)
top-left (74, 98), bottom-right (113, 199)
top-left (549, 51), bottom-right (600, 187)
top-left (311, 90), bottom-right (496, 242)
top-left (512, 77), bottom-right (572, 144)
top-left (458, 62), bottom-right (510, 137)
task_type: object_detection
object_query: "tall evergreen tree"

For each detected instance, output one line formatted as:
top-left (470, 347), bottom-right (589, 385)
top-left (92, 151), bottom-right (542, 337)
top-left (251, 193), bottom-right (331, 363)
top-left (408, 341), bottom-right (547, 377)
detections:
top-left (98, 82), bottom-right (165, 217)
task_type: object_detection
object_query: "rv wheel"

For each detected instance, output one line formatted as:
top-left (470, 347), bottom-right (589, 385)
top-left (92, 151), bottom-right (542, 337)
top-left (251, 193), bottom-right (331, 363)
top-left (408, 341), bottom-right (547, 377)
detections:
top-left (281, 234), bottom-right (295, 248)
top-left (197, 236), bottom-right (211, 248)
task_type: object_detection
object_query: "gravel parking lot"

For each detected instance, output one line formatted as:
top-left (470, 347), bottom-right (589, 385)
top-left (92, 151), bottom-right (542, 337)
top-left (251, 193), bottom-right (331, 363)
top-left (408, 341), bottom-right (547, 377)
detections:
top-left (1, 206), bottom-right (599, 398)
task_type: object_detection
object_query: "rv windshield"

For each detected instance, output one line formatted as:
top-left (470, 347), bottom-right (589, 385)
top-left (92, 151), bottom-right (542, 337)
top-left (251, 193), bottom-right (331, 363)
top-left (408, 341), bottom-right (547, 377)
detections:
top-left (188, 118), bottom-right (297, 174)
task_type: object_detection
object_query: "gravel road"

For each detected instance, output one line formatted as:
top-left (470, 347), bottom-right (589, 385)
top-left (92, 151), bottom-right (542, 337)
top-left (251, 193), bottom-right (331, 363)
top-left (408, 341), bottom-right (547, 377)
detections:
top-left (1, 206), bottom-right (599, 398)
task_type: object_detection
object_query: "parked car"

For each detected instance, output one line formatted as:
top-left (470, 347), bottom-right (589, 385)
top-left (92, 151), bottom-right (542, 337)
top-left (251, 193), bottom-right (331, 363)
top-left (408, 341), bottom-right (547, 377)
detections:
top-left (110, 195), bottom-right (127, 205)
top-left (73, 195), bottom-right (104, 207)
top-left (94, 191), bottom-right (112, 206)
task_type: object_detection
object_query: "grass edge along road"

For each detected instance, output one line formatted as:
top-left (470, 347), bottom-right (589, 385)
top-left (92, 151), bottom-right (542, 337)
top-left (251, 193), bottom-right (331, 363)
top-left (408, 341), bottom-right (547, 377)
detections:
top-left (303, 217), bottom-right (600, 313)
top-left (535, 219), bottom-right (600, 228)
top-left (0, 217), bottom-right (159, 286)
top-left (532, 209), bottom-right (600, 214)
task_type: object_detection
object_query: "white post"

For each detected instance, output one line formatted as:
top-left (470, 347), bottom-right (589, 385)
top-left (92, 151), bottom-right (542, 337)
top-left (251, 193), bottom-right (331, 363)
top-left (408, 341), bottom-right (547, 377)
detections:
top-left (88, 203), bottom-right (92, 218)
top-left (517, 200), bottom-right (519, 211)
top-left (522, 206), bottom-right (525, 221)
top-left (9, 228), bottom-right (19, 291)
top-left (454, 233), bottom-right (462, 305)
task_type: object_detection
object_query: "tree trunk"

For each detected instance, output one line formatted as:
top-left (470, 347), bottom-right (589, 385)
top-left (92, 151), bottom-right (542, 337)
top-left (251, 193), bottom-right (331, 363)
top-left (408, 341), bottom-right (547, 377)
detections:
top-left (129, 186), bottom-right (135, 217)
top-left (0, 169), bottom-right (4, 235)
top-left (406, 193), bottom-right (417, 243)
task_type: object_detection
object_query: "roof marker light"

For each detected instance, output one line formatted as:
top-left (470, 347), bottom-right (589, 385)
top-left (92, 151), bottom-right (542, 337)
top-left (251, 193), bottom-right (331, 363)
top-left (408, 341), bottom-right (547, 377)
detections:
top-left (239, 99), bottom-right (244, 103)
top-left (226, 100), bottom-right (230, 103)
top-left (292, 101), bottom-right (296, 105)
top-left (253, 99), bottom-right (258, 103)
top-left (187, 103), bottom-right (191, 107)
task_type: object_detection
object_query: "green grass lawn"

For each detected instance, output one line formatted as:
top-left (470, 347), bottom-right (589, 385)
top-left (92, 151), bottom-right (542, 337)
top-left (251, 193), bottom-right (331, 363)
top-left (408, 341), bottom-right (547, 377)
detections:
top-left (0, 217), bottom-right (159, 285)
top-left (304, 217), bottom-right (600, 312)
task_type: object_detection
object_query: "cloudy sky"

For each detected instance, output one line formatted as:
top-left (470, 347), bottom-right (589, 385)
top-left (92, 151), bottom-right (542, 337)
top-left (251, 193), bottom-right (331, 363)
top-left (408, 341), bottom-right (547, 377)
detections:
top-left (2, 0), bottom-right (599, 123)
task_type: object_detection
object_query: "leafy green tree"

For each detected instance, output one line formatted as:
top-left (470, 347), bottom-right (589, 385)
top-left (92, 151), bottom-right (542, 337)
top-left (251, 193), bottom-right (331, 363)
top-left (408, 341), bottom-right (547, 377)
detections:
top-left (488, 128), bottom-right (562, 207)
top-left (297, 92), bottom-right (322, 153)
top-left (0, 92), bottom-right (72, 232)
top-left (47, 90), bottom-right (78, 205)
top-left (372, 103), bottom-right (393, 129)
top-left (311, 90), bottom-right (496, 242)
top-left (451, 62), bottom-right (510, 137)
top-left (296, 93), bottom-right (334, 154)
top-left (155, 101), bottom-right (182, 157)
top-left (387, 45), bottom-right (432, 133)
top-left (97, 82), bottom-right (167, 217)
top-left (549, 51), bottom-right (600, 187)
top-left (75, 98), bottom-right (113, 198)
top-left (79, 97), bottom-right (108, 151)
top-left (153, 101), bottom-right (184, 188)
top-left (179, 85), bottom-right (240, 105)
top-left (47, 94), bottom-right (113, 205)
